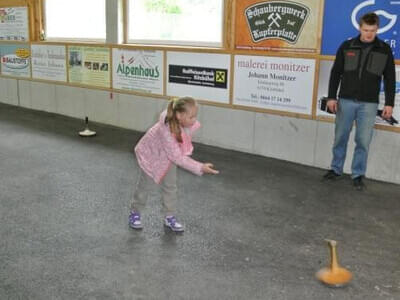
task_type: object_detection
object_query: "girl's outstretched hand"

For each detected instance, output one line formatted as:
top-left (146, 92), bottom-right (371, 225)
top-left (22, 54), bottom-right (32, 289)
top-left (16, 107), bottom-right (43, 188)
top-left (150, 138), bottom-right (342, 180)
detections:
top-left (202, 163), bottom-right (219, 174)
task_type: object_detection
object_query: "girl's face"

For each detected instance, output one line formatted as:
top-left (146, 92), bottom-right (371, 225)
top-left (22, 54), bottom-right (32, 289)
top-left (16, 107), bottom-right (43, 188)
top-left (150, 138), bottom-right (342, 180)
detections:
top-left (177, 105), bottom-right (198, 128)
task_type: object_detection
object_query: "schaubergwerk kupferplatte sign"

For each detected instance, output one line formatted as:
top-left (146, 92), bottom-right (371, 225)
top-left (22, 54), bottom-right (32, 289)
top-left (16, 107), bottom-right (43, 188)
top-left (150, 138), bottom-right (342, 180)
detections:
top-left (235, 0), bottom-right (322, 53)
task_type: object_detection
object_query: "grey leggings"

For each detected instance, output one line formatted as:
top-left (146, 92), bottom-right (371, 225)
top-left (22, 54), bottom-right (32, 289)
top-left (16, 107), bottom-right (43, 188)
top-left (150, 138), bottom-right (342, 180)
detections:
top-left (130, 165), bottom-right (177, 216)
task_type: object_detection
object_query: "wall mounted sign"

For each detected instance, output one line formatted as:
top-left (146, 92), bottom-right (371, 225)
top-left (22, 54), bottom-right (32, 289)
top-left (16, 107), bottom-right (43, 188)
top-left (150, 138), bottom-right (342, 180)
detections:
top-left (235, 0), bottom-right (321, 53)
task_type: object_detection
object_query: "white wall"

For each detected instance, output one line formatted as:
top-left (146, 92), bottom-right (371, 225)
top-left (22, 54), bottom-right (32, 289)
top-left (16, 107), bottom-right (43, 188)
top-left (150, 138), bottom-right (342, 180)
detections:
top-left (0, 77), bottom-right (18, 106)
top-left (1, 77), bottom-right (399, 184)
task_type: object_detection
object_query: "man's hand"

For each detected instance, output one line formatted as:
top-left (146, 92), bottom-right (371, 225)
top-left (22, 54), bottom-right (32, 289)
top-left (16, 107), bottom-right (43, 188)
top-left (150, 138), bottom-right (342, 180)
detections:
top-left (381, 106), bottom-right (393, 119)
top-left (327, 99), bottom-right (338, 114)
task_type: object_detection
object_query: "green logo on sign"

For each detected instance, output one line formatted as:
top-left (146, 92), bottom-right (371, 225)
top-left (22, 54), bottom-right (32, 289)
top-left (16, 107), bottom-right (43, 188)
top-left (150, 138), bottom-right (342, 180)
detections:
top-left (215, 70), bottom-right (226, 83)
top-left (245, 1), bottom-right (309, 44)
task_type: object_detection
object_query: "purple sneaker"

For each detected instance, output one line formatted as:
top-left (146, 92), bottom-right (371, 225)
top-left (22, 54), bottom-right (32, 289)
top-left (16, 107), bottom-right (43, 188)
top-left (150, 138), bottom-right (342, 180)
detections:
top-left (129, 211), bottom-right (143, 229)
top-left (164, 216), bottom-right (184, 232)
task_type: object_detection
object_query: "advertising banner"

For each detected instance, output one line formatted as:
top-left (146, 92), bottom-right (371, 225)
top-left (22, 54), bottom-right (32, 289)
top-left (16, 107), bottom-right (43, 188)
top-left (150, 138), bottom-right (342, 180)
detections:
top-left (112, 48), bottom-right (163, 94)
top-left (31, 44), bottom-right (67, 82)
top-left (0, 44), bottom-right (30, 77)
top-left (68, 46), bottom-right (110, 88)
top-left (169, 65), bottom-right (228, 89)
top-left (316, 60), bottom-right (400, 127)
top-left (0, 7), bottom-right (29, 41)
top-left (321, 0), bottom-right (400, 59)
top-left (235, 0), bottom-right (321, 52)
top-left (233, 55), bottom-right (315, 114)
top-left (167, 52), bottom-right (230, 104)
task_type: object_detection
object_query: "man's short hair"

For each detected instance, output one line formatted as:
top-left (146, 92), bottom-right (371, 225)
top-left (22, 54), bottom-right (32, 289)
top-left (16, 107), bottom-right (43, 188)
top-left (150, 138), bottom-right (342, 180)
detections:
top-left (359, 12), bottom-right (379, 27)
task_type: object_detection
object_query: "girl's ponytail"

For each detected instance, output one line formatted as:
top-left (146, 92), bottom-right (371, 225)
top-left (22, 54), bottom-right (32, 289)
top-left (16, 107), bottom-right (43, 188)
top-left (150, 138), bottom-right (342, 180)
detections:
top-left (165, 97), bottom-right (196, 143)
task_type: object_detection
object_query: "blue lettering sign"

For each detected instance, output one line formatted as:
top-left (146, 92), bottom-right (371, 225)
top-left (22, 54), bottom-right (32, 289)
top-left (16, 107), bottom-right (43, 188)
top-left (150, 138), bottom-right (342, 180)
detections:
top-left (322, 0), bottom-right (399, 59)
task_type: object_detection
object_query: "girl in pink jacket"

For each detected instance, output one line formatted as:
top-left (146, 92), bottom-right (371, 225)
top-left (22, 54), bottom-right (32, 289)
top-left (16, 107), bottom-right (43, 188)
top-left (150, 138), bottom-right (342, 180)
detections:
top-left (129, 96), bottom-right (219, 232)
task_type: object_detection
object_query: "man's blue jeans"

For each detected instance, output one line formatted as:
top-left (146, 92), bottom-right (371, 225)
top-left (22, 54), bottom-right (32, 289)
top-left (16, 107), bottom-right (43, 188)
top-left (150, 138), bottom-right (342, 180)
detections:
top-left (331, 98), bottom-right (378, 179)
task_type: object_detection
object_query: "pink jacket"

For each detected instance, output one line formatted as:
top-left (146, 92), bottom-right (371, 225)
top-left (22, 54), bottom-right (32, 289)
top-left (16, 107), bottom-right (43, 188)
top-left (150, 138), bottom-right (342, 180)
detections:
top-left (135, 110), bottom-right (203, 184)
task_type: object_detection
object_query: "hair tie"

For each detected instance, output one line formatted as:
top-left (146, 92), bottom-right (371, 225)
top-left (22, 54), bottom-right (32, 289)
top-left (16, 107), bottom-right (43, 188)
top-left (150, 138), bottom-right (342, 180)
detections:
top-left (172, 97), bottom-right (178, 110)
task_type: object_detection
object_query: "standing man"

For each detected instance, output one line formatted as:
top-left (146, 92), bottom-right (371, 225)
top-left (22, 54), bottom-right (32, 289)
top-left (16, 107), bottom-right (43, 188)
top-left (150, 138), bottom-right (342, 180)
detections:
top-left (323, 12), bottom-right (396, 190)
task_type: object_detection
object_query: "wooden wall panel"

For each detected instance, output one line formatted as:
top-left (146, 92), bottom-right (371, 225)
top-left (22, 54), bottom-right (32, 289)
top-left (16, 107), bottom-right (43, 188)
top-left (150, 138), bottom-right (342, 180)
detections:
top-left (0, 0), bottom-right (27, 6)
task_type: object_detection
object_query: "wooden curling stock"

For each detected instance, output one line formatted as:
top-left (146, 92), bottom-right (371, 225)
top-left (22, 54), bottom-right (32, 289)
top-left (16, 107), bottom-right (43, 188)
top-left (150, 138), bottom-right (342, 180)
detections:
top-left (316, 239), bottom-right (353, 287)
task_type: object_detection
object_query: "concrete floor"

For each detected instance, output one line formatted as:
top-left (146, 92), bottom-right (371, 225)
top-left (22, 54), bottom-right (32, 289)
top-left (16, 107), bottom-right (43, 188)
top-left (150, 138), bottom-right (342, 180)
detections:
top-left (0, 103), bottom-right (399, 300)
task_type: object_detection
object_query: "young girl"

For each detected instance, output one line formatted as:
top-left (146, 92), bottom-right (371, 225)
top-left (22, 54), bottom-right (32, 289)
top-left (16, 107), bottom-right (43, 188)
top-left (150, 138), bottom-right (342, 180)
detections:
top-left (129, 96), bottom-right (218, 232)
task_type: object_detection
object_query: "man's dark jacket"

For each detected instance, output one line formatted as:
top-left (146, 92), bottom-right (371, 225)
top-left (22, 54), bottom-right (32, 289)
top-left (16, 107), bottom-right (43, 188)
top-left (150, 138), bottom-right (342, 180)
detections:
top-left (328, 35), bottom-right (396, 106)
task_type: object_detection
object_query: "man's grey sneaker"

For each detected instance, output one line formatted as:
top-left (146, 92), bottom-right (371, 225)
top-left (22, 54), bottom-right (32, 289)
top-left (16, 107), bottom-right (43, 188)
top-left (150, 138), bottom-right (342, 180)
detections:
top-left (164, 216), bottom-right (184, 232)
top-left (353, 176), bottom-right (365, 191)
top-left (129, 211), bottom-right (143, 229)
top-left (323, 170), bottom-right (341, 180)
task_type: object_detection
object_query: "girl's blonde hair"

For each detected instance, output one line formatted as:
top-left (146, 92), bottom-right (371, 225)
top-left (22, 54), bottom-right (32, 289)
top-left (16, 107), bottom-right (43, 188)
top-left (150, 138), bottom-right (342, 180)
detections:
top-left (165, 96), bottom-right (196, 142)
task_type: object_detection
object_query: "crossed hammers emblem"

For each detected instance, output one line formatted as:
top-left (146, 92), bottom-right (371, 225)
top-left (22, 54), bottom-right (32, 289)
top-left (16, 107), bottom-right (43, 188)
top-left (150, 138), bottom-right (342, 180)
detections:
top-left (268, 13), bottom-right (282, 27)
